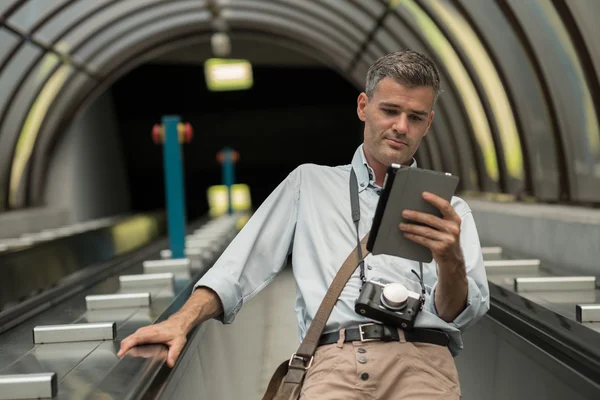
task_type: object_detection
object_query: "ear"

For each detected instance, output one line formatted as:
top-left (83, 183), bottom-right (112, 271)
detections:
top-left (423, 110), bottom-right (435, 137)
top-left (357, 92), bottom-right (368, 122)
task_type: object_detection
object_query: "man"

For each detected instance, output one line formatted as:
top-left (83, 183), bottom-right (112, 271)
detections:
top-left (118, 50), bottom-right (489, 399)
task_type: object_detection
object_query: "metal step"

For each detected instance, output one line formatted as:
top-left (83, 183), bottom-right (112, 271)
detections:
top-left (119, 273), bottom-right (175, 289)
top-left (514, 276), bottom-right (597, 292)
top-left (85, 293), bottom-right (151, 310)
top-left (0, 373), bottom-right (57, 400)
top-left (143, 258), bottom-right (191, 274)
top-left (482, 246), bottom-right (502, 261)
top-left (576, 304), bottom-right (600, 323)
top-left (484, 259), bottom-right (540, 274)
top-left (33, 322), bottom-right (116, 344)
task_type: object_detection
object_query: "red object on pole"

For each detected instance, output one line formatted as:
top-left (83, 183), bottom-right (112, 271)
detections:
top-left (184, 123), bottom-right (193, 143)
top-left (152, 124), bottom-right (162, 144)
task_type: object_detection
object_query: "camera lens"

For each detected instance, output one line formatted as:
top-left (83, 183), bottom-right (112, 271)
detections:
top-left (381, 283), bottom-right (409, 310)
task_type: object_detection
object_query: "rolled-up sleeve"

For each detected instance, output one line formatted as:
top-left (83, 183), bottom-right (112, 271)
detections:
top-left (427, 210), bottom-right (490, 331)
top-left (194, 167), bottom-right (301, 324)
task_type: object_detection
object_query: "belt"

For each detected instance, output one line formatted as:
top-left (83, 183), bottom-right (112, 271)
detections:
top-left (318, 323), bottom-right (450, 347)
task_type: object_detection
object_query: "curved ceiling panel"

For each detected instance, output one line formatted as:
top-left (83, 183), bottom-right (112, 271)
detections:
top-left (322, 0), bottom-right (382, 35)
top-left (281, 0), bottom-right (383, 65)
top-left (457, 0), bottom-right (561, 201)
top-left (0, 1), bottom-right (20, 17)
top-left (8, 62), bottom-right (71, 208)
top-left (396, 0), bottom-right (500, 192)
top-left (0, 42), bottom-right (44, 210)
top-left (0, 44), bottom-right (42, 125)
top-left (557, 0), bottom-right (600, 185)
top-left (422, 0), bottom-right (524, 195)
top-left (351, 0), bottom-right (386, 18)
top-left (31, 0), bottom-right (114, 46)
top-left (87, 12), bottom-right (212, 74)
top-left (277, 0), bottom-right (370, 43)
top-left (71, 2), bottom-right (209, 66)
top-left (53, 0), bottom-right (168, 56)
top-left (5, 0), bottom-right (71, 34)
top-left (223, 1), bottom-right (361, 63)
top-left (371, 12), bottom-right (480, 191)
top-left (228, 32), bottom-right (344, 77)
top-left (561, 1), bottom-right (600, 98)
top-left (505, 0), bottom-right (600, 202)
top-left (0, 27), bottom-right (21, 75)
top-left (1, 53), bottom-right (66, 209)
top-left (224, 9), bottom-right (353, 69)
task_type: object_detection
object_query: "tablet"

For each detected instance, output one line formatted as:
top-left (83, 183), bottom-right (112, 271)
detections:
top-left (367, 164), bottom-right (460, 263)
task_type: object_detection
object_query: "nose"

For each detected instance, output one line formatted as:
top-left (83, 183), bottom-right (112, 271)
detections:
top-left (392, 113), bottom-right (409, 134)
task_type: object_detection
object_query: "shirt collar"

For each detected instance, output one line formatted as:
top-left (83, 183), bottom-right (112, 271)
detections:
top-left (351, 144), bottom-right (417, 193)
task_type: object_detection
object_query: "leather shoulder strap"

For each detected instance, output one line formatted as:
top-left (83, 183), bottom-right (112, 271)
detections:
top-left (292, 233), bottom-right (370, 363)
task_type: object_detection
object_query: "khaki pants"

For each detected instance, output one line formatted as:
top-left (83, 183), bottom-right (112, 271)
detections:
top-left (299, 329), bottom-right (461, 400)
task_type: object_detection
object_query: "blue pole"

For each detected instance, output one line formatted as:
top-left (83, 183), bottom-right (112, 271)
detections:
top-left (162, 115), bottom-right (186, 259)
top-left (222, 148), bottom-right (235, 215)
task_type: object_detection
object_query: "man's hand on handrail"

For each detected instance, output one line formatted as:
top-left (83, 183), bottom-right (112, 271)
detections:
top-left (117, 287), bottom-right (223, 367)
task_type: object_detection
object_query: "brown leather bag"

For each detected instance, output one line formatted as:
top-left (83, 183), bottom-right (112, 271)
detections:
top-left (262, 235), bottom-right (369, 400)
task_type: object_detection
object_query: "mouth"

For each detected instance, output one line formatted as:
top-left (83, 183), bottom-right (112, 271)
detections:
top-left (385, 137), bottom-right (407, 149)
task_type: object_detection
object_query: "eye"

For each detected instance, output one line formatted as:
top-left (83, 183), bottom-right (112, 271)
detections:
top-left (409, 115), bottom-right (423, 121)
top-left (382, 109), bottom-right (397, 115)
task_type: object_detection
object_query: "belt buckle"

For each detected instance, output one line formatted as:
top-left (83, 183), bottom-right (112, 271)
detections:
top-left (289, 353), bottom-right (313, 370)
top-left (358, 323), bottom-right (378, 342)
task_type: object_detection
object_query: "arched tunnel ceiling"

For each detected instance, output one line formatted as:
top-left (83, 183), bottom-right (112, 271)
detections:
top-left (0, 0), bottom-right (599, 212)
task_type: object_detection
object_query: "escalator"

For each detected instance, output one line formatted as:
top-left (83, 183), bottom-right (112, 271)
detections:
top-left (0, 215), bottom-right (599, 399)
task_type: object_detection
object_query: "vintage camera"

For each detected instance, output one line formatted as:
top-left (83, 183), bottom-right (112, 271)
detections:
top-left (355, 280), bottom-right (424, 330)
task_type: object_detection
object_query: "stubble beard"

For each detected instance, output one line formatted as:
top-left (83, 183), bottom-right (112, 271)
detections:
top-left (376, 136), bottom-right (412, 166)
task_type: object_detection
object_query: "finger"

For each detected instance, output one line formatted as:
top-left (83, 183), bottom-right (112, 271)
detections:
top-left (399, 223), bottom-right (447, 241)
top-left (166, 338), bottom-right (186, 368)
top-left (422, 192), bottom-right (461, 223)
top-left (402, 210), bottom-right (447, 231)
top-left (118, 335), bottom-right (141, 357)
top-left (403, 232), bottom-right (438, 251)
top-left (117, 327), bottom-right (161, 357)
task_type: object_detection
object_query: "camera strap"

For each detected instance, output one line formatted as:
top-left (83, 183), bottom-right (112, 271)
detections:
top-left (350, 168), bottom-right (426, 302)
top-left (349, 168), bottom-right (366, 284)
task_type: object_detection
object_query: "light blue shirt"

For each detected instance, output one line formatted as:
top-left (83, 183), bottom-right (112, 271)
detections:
top-left (194, 144), bottom-right (490, 356)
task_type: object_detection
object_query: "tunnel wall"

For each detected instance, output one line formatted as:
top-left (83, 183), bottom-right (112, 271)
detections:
top-left (44, 89), bottom-right (130, 223)
top-left (467, 198), bottom-right (600, 278)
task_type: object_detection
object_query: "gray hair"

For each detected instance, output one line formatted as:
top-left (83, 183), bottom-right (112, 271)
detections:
top-left (365, 50), bottom-right (442, 104)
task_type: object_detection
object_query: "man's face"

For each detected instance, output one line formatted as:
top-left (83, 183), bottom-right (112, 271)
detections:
top-left (357, 77), bottom-right (435, 167)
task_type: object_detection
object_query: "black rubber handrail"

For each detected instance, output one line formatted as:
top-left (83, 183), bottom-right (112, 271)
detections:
top-left (0, 211), bottom-right (167, 332)
top-left (488, 281), bottom-right (600, 393)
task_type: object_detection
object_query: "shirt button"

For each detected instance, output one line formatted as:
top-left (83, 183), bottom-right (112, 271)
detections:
top-left (358, 356), bottom-right (367, 364)
top-left (358, 348), bottom-right (366, 353)
top-left (360, 183), bottom-right (365, 187)
top-left (361, 373), bottom-right (369, 381)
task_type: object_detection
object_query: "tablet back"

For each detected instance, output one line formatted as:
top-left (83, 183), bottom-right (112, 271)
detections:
top-left (368, 167), bottom-right (459, 263)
